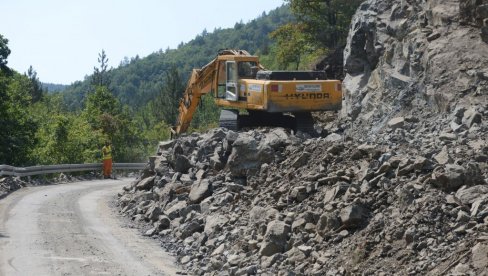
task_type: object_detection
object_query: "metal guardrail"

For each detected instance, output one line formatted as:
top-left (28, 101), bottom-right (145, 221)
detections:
top-left (0, 163), bottom-right (146, 177)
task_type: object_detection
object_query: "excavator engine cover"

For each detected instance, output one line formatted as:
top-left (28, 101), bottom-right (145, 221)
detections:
top-left (256, 70), bottom-right (327, 81)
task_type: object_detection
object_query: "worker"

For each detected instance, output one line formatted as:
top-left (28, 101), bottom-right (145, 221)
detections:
top-left (102, 141), bottom-right (113, 179)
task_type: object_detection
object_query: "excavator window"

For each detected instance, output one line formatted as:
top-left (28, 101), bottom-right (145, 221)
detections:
top-left (227, 62), bottom-right (237, 82)
top-left (217, 61), bottom-right (226, 98)
top-left (225, 61), bottom-right (238, 101)
top-left (238, 61), bottom-right (257, 79)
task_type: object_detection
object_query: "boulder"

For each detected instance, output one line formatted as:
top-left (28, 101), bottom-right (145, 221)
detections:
top-left (189, 179), bottom-right (212, 204)
top-left (180, 204), bottom-right (201, 219)
top-left (438, 132), bottom-right (457, 142)
top-left (173, 154), bottom-right (192, 173)
top-left (204, 214), bottom-right (228, 236)
top-left (324, 133), bottom-right (342, 142)
top-left (432, 164), bottom-right (467, 191)
top-left (157, 140), bottom-right (176, 154)
top-left (263, 128), bottom-right (291, 150)
top-left (144, 205), bottom-right (162, 221)
top-left (340, 202), bottom-right (368, 229)
top-left (209, 154), bottom-right (224, 171)
top-left (471, 242), bottom-right (488, 271)
top-left (434, 146), bottom-right (452, 165)
top-left (150, 156), bottom-right (167, 173)
top-left (291, 152), bottom-right (311, 169)
top-left (456, 185), bottom-right (488, 205)
top-left (136, 176), bottom-right (155, 191)
top-left (179, 220), bottom-right (203, 239)
top-left (388, 117), bottom-right (405, 129)
top-left (462, 108), bottom-right (482, 127)
top-left (286, 247), bottom-right (307, 264)
top-left (164, 200), bottom-right (187, 219)
top-left (432, 163), bottom-right (485, 191)
top-left (289, 186), bottom-right (308, 202)
top-left (259, 220), bottom-right (290, 256)
top-left (249, 206), bottom-right (279, 227)
top-left (158, 215), bottom-right (171, 229)
top-left (227, 133), bottom-right (274, 177)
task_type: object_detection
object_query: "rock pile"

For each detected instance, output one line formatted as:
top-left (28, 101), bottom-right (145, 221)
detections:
top-left (118, 0), bottom-right (488, 274)
top-left (118, 111), bottom-right (487, 275)
top-left (0, 176), bottom-right (27, 198)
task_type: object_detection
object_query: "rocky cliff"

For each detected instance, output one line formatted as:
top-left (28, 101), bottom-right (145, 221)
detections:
top-left (117, 1), bottom-right (488, 275)
top-left (343, 0), bottom-right (487, 136)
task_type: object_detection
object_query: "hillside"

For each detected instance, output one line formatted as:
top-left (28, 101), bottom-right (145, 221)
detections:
top-left (117, 0), bottom-right (488, 275)
top-left (62, 5), bottom-right (293, 111)
top-left (42, 82), bottom-right (68, 93)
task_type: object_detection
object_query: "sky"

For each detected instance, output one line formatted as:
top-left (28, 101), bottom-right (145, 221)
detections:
top-left (1, 0), bottom-right (284, 84)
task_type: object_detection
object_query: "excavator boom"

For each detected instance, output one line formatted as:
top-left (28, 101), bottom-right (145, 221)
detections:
top-left (172, 50), bottom-right (254, 135)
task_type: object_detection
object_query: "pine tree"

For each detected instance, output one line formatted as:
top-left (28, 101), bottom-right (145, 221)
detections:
top-left (26, 65), bottom-right (43, 103)
top-left (92, 49), bottom-right (110, 87)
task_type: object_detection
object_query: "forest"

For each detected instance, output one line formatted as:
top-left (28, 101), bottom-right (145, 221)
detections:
top-left (0, 0), bottom-right (362, 166)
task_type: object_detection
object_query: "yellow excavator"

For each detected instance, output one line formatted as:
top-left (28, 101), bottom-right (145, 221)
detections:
top-left (172, 49), bottom-right (342, 135)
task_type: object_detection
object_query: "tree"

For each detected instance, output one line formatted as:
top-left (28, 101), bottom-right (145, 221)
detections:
top-left (156, 65), bottom-right (185, 125)
top-left (0, 36), bottom-right (37, 165)
top-left (26, 65), bottom-right (43, 103)
top-left (0, 73), bottom-right (37, 165)
top-left (84, 85), bottom-right (119, 130)
top-left (270, 23), bottom-right (309, 70)
top-left (0, 34), bottom-right (11, 72)
top-left (286, 0), bottom-right (362, 48)
top-left (92, 49), bottom-right (110, 87)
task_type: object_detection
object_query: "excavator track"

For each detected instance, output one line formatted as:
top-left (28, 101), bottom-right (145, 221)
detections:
top-left (219, 110), bottom-right (316, 135)
top-left (293, 112), bottom-right (315, 134)
top-left (219, 109), bottom-right (239, 131)
top-left (242, 111), bottom-right (295, 130)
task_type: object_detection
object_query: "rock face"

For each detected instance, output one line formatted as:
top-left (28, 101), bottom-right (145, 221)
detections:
top-left (343, 0), bottom-right (488, 134)
top-left (116, 1), bottom-right (488, 275)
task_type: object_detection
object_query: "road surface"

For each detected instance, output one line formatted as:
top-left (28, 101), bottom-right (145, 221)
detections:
top-left (0, 179), bottom-right (179, 276)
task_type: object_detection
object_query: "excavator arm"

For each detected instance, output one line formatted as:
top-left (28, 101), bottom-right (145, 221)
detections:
top-left (172, 57), bottom-right (218, 135)
top-left (171, 50), bottom-right (254, 136)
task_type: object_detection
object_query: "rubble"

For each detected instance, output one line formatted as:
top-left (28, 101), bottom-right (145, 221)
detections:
top-left (117, 117), bottom-right (487, 275)
top-left (117, 0), bottom-right (488, 274)
top-left (0, 176), bottom-right (27, 198)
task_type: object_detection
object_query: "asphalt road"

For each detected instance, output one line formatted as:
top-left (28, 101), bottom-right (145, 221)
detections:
top-left (0, 179), bottom-right (179, 276)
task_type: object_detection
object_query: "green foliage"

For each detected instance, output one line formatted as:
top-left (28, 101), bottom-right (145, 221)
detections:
top-left (270, 23), bottom-right (309, 70)
top-left (287, 0), bottom-right (362, 48)
top-left (267, 0), bottom-right (361, 72)
top-left (189, 94), bottom-right (221, 131)
top-left (0, 34), bottom-right (11, 71)
top-left (82, 85), bottom-right (145, 162)
top-left (84, 86), bottom-right (120, 129)
top-left (0, 71), bottom-right (37, 165)
top-left (141, 120), bottom-right (171, 152)
top-left (156, 65), bottom-right (185, 125)
top-left (42, 82), bottom-right (68, 93)
top-left (26, 66), bottom-right (44, 103)
top-left (92, 49), bottom-right (110, 87)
